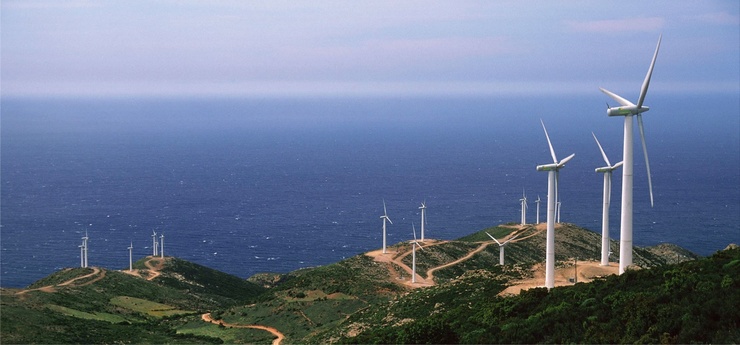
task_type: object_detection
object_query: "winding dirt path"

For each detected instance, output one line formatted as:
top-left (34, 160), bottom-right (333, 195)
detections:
top-left (144, 257), bottom-right (164, 281)
top-left (426, 242), bottom-right (491, 281)
top-left (201, 312), bottom-right (285, 345)
top-left (15, 267), bottom-right (103, 295)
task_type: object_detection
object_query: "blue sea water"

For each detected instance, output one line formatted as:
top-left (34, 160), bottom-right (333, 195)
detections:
top-left (2, 94), bottom-right (739, 288)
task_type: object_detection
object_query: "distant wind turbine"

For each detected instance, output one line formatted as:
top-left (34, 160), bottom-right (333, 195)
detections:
top-left (520, 191), bottom-right (528, 225)
top-left (128, 242), bottom-right (134, 271)
top-left (419, 201), bottom-right (427, 242)
top-left (536, 120), bottom-right (575, 289)
top-left (535, 196), bottom-right (541, 224)
top-left (486, 232), bottom-right (520, 265)
top-left (592, 132), bottom-right (623, 266)
top-left (600, 35), bottom-right (661, 274)
top-left (160, 233), bottom-right (165, 258)
top-left (79, 242), bottom-right (85, 268)
top-left (151, 231), bottom-right (158, 257)
top-left (82, 231), bottom-right (89, 268)
top-left (380, 200), bottom-right (392, 254)
top-left (411, 223), bottom-right (424, 284)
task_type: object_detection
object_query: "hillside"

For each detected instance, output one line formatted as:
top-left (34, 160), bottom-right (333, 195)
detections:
top-left (1, 256), bottom-right (265, 344)
top-left (2, 223), bottom-right (722, 344)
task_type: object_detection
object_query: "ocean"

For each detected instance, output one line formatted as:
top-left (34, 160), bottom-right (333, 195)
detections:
top-left (2, 94), bottom-right (738, 288)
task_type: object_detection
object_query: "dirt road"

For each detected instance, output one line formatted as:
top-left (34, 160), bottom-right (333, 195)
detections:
top-left (201, 312), bottom-right (285, 345)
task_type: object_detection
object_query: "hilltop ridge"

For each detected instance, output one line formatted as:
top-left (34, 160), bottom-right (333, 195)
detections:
top-left (3, 223), bottom-right (728, 344)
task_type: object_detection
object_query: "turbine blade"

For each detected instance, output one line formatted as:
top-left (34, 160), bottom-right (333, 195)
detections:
top-left (592, 132), bottom-right (612, 167)
top-left (387, 216), bottom-right (393, 225)
top-left (383, 199), bottom-right (387, 216)
top-left (558, 153), bottom-right (575, 167)
top-left (486, 232), bottom-right (502, 246)
top-left (599, 87), bottom-right (635, 107)
top-left (412, 223), bottom-right (417, 241)
top-left (540, 119), bottom-right (558, 163)
top-left (637, 115), bottom-right (654, 207)
top-left (613, 161), bottom-right (624, 169)
top-left (637, 34), bottom-right (662, 109)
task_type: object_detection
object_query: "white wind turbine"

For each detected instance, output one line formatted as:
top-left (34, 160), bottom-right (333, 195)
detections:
top-left (78, 242), bottom-right (85, 268)
top-left (600, 35), bottom-right (660, 274)
top-left (536, 120), bottom-right (575, 289)
top-left (593, 132), bottom-right (623, 266)
top-left (535, 196), bottom-right (541, 224)
top-left (160, 233), bottom-right (165, 258)
top-left (411, 223), bottom-right (425, 284)
top-left (486, 232), bottom-right (520, 265)
top-left (419, 201), bottom-right (427, 242)
top-left (151, 231), bottom-right (158, 256)
top-left (128, 242), bottom-right (134, 271)
top-left (519, 191), bottom-right (528, 225)
top-left (380, 200), bottom-right (393, 254)
top-left (82, 231), bottom-right (89, 268)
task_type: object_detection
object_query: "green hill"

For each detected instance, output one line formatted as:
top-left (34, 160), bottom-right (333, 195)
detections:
top-left (3, 223), bottom-right (731, 344)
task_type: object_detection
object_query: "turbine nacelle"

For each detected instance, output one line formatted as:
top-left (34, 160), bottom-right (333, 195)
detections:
top-left (595, 162), bottom-right (623, 173)
top-left (606, 104), bottom-right (650, 117)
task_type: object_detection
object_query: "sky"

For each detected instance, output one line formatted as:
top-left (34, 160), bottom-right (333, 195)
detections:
top-left (1, 1), bottom-right (738, 97)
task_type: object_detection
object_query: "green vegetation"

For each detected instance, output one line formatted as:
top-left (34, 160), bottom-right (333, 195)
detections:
top-left (343, 247), bottom-right (740, 344)
top-left (1, 223), bottom-right (727, 344)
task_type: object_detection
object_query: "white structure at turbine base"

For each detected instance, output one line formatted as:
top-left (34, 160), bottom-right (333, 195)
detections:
top-left (536, 120), bottom-right (575, 289)
top-left (593, 132), bottom-right (623, 266)
top-left (411, 224), bottom-right (424, 283)
top-left (600, 35), bottom-right (660, 274)
top-left (380, 200), bottom-right (392, 254)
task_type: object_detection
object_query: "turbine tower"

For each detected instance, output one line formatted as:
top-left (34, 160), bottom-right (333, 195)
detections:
top-left (151, 231), bottom-right (158, 257)
top-left (536, 120), bottom-right (575, 289)
top-left (419, 201), bottom-right (427, 242)
top-left (82, 231), bottom-right (89, 268)
top-left (519, 191), bottom-right (528, 225)
top-left (600, 35), bottom-right (660, 274)
top-left (556, 201), bottom-right (562, 223)
top-left (78, 242), bottom-right (85, 268)
top-left (380, 200), bottom-right (392, 254)
top-left (593, 132), bottom-right (623, 266)
top-left (535, 196), bottom-right (541, 224)
top-left (410, 223), bottom-right (424, 284)
top-left (160, 233), bottom-right (165, 258)
top-left (486, 232), bottom-right (520, 265)
top-left (128, 242), bottom-right (134, 271)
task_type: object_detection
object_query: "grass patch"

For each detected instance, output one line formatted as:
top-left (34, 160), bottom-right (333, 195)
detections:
top-left (45, 304), bottom-right (129, 323)
top-left (177, 318), bottom-right (275, 344)
top-left (110, 296), bottom-right (194, 318)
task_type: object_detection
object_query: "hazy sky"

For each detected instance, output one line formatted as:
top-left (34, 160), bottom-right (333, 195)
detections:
top-left (2, 1), bottom-right (738, 97)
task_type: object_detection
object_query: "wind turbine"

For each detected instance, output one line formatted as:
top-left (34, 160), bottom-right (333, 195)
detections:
top-left (419, 201), bottom-right (427, 242)
top-left (411, 223), bottom-right (424, 284)
top-left (151, 231), bottom-right (158, 256)
top-left (536, 120), bottom-right (575, 289)
top-left (82, 231), bottom-right (89, 268)
top-left (535, 196), bottom-right (541, 224)
top-left (78, 242), bottom-right (85, 268)
top-left (600, 35), bottom-right (661, 274)
top-left (128, 242), bottom-right (134, 271)
top-left (593, 132), bottom-right (623, 266)
top-left (380, 200), bottom-right (393, 254)
top-left (160, 233), bottom-right (165, 258)
top-left (519, 191), bottom-right (528, 225)
top-left (486, 232), bottom-right (520, 265)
